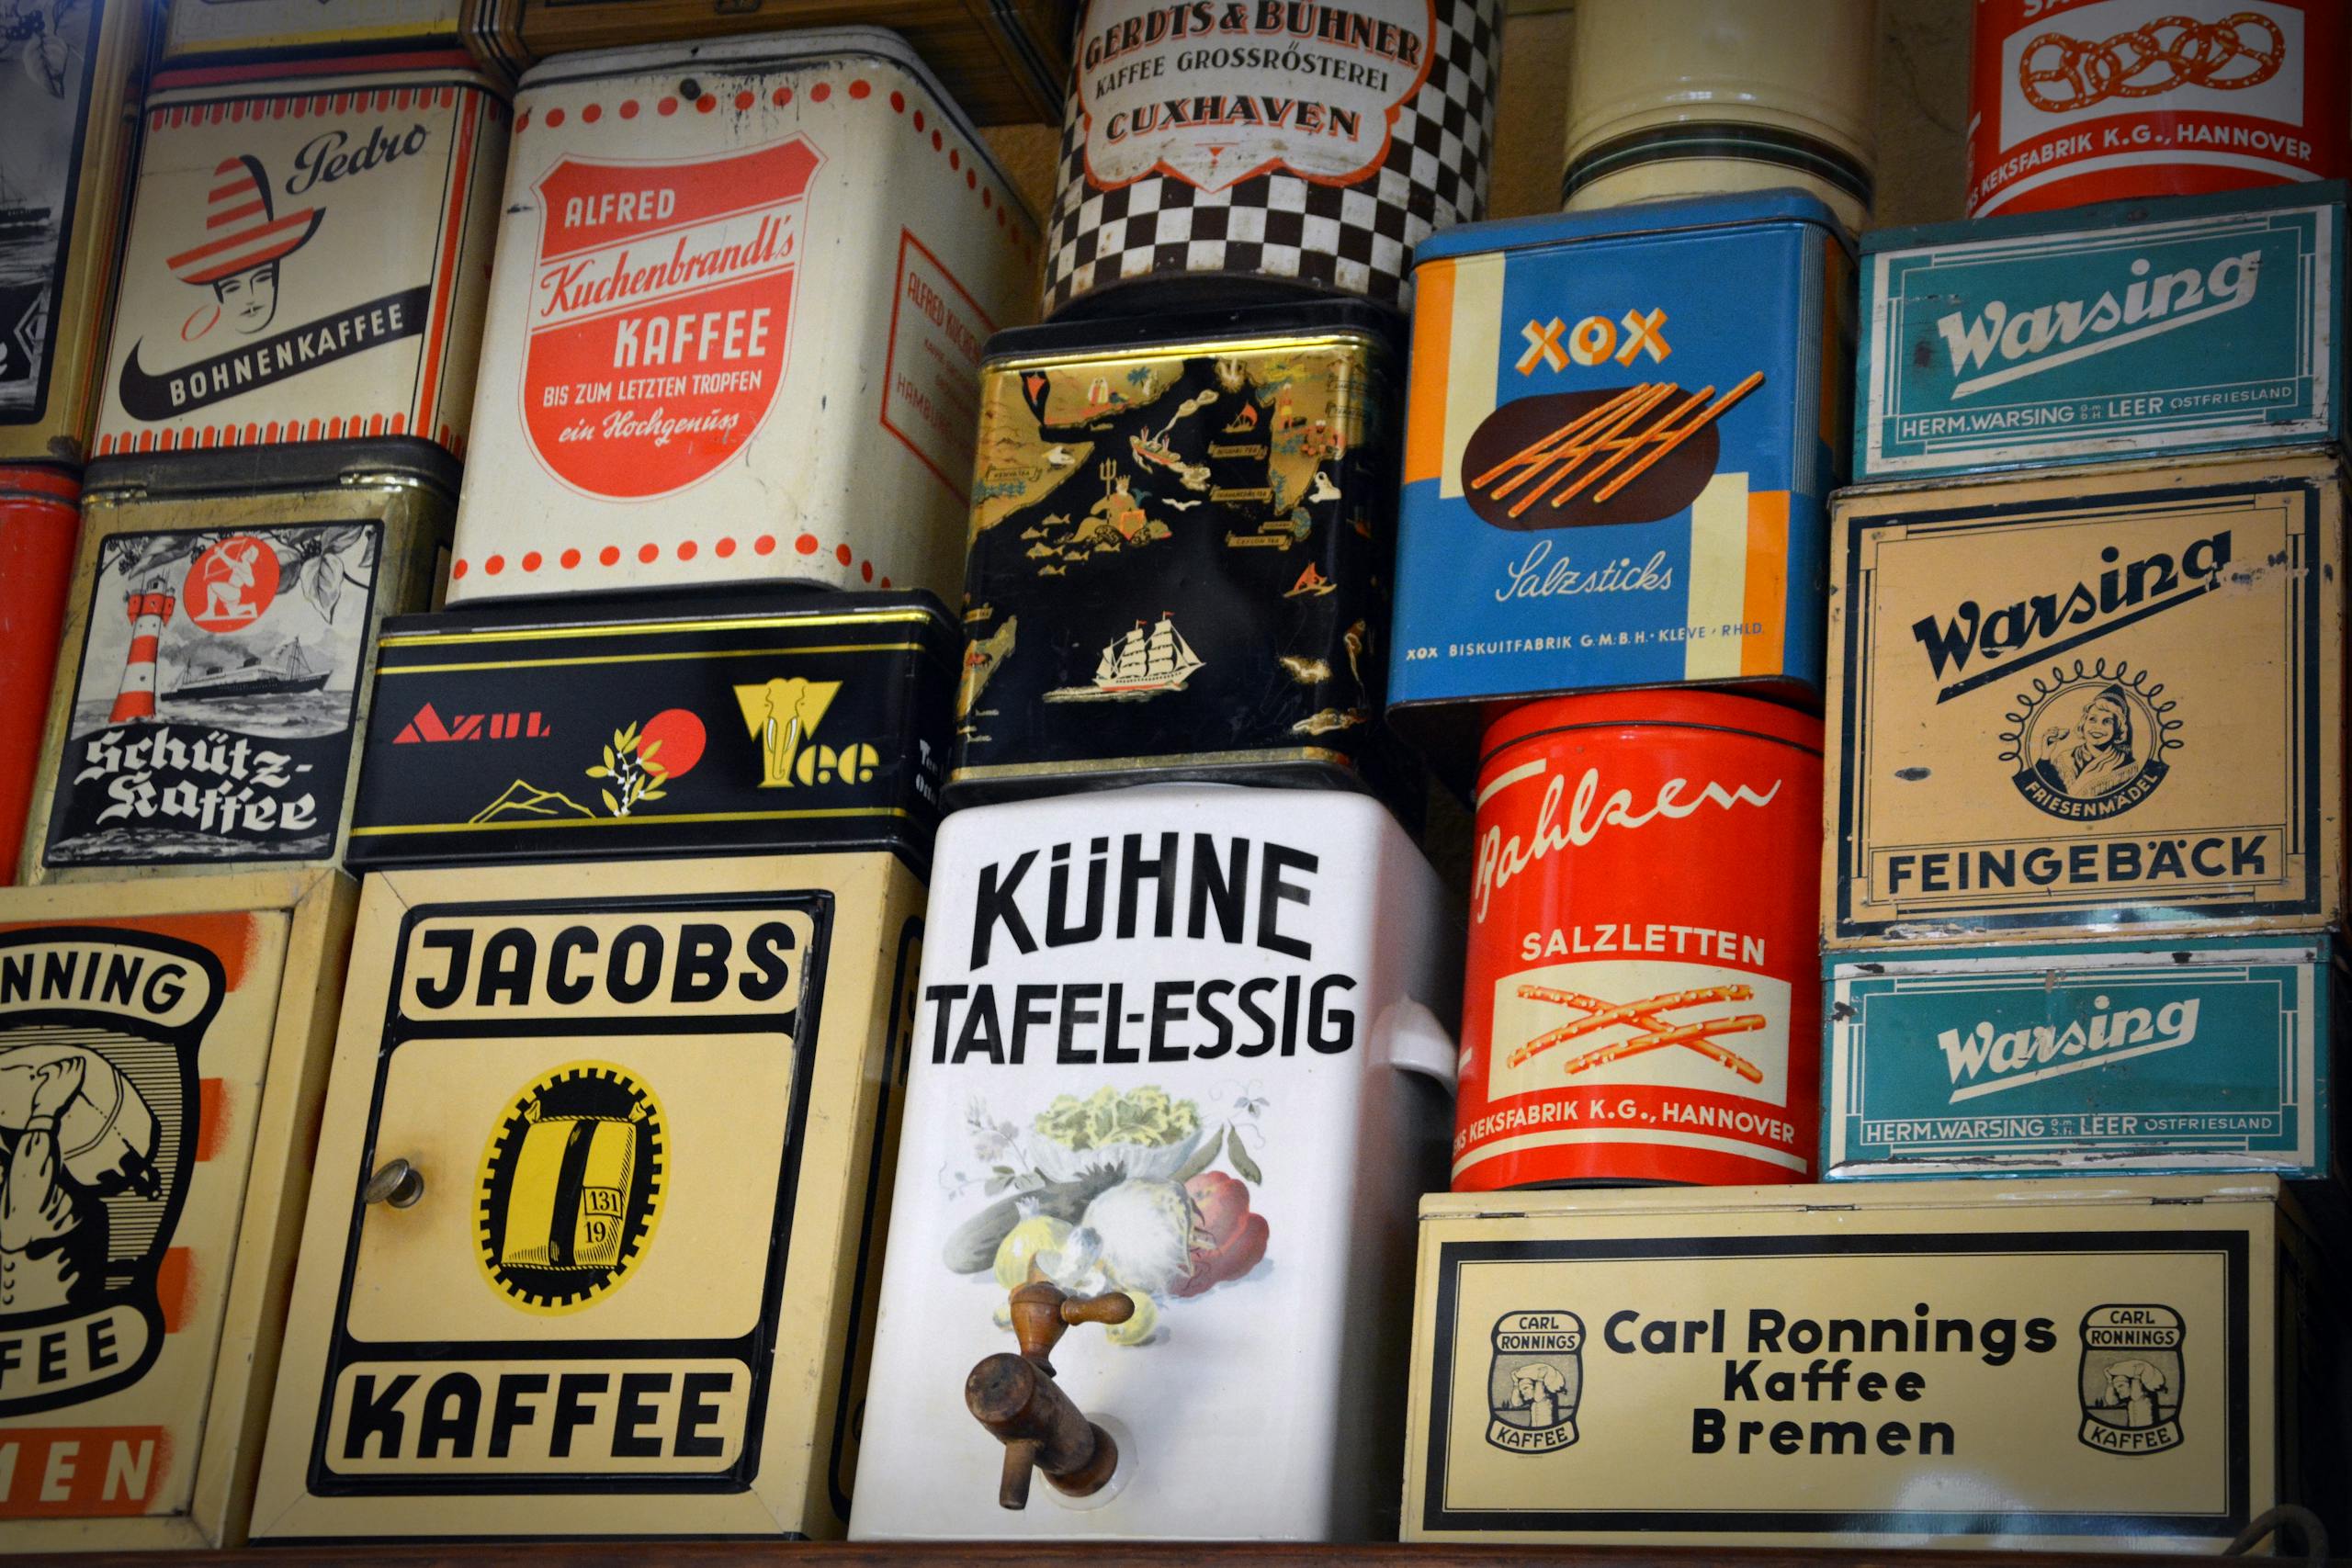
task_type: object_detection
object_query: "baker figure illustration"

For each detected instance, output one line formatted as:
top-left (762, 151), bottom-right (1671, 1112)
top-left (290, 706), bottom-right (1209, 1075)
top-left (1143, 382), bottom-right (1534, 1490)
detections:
top-left (0, 1048), bottom-right (160, 1314)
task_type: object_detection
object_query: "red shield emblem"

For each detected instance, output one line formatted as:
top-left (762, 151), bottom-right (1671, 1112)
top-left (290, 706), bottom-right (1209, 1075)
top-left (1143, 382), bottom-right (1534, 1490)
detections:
top-left (523, 139), bottom-right (821, 500)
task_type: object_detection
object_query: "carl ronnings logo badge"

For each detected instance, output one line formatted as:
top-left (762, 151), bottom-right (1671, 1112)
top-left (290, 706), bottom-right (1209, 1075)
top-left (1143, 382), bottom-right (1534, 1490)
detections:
top-left (1487, 1309), bottom-right (1582, 1452)
top-left (476, 1061), bottom-right (665, 1314)
top-left (2078, 1303), bottom-right (2185, 1455)
top-left (2004, 660), bottom-right (2178, 821)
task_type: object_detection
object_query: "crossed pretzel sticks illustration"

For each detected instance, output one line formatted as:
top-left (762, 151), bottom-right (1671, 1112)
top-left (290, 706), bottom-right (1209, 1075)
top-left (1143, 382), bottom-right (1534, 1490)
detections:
top-left (1508, 984), bottom-right (1767, 1083)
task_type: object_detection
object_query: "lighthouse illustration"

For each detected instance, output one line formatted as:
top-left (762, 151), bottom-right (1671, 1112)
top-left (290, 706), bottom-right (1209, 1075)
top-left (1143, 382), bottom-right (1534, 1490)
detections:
top-left (108, 579), bottom-right (176, 724)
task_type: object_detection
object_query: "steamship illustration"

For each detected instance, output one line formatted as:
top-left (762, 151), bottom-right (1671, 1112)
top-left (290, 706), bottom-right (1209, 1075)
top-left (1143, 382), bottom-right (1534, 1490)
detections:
top-left (166, 644), bottom-right (332, 703)
top-left (1044, 612), bottom-right (1204, 702)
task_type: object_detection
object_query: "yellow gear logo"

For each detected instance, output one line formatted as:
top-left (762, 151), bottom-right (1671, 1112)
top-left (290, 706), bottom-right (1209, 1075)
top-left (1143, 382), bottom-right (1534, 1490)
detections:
top-left (476, 1061), bottom-right (665, 1314)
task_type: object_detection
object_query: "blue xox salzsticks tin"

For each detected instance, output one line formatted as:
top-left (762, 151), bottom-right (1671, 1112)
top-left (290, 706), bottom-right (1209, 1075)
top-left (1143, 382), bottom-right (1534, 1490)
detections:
top-left (1388, 192), bottom-right (1851, 770)
top-left (1857, 183), bottom-right (2346, 485)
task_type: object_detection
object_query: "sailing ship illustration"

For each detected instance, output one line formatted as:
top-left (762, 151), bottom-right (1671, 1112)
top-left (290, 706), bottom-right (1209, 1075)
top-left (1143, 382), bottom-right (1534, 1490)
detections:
top-left (1285, 562), bottom-right (1336, 598)
top-left (1044, 612), bottom-right (1204, 703)
top-left (0, 164), bottom-right (50, 243)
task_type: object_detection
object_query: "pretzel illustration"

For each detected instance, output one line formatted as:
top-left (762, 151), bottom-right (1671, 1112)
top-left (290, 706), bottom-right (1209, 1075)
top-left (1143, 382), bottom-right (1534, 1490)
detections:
top-left (1508, 983), bottom-right (1767, 1083)
top-left (2020, 12), bottom-right (2285, 114)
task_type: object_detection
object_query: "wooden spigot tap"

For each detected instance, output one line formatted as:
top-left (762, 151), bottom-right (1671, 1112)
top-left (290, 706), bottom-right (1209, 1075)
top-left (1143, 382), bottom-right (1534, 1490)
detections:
top-left (966, 1277), bottom-right (1134, 1510)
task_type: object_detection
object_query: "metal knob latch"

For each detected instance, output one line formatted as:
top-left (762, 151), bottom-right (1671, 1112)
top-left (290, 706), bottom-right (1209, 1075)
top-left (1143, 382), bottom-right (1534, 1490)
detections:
top-left (967, 1277), bottom-right (1134, 1509)
top-left (364, 1158), bottom-right (424, 1209)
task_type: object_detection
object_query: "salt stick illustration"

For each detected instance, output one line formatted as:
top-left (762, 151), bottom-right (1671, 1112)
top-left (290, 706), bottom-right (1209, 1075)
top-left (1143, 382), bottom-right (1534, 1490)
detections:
top-left (1508, 983), bottom-right (1767, 1082)
top-left (1473, 373), bottom-right (1766, 518)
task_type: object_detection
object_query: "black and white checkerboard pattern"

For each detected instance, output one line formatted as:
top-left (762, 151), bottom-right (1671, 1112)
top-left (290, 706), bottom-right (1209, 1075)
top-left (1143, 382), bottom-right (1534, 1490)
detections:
top-left (1043, 0), bottom-right (1501, 315)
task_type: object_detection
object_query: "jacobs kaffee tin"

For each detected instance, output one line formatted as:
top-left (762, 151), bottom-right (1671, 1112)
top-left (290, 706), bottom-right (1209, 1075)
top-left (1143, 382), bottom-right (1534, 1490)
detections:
top-left (850, 785), bottom-right (1460, 1541)
top-left (1969, 0), bottom-right (2349, 219)
top-left (1042, 0), bottom-right (1502, 316)
top-left (1390, 194), bottom-right (1851, 773)
top-left (0, 0), bottom-right (142, 468)
top-left (21, 446), bottom-right (455, 884)
top-left (1403, 1176), bottom-right (2347, 1549)
top-left (1456, 693), bottom-right (1823, 1191)
top-left (951, 300), bottom-right (1416, 813)
top-left (251, 848), bottom-right (924, 1540)
top-left (1825, 934), bottom-right (2339, 1182)
top-left (1826, 451), bottom-right (2346, 948)
top-left (348, 588), bottom-right (956, 869)
top-left (0, 869), bottom-right (356, 1551)
top-left (1857, 182), bottom-right (2345, 484)
top-left (446, 29), bottom-right (1039, 606)
top-left (88, 53), bottom-right (510, 472)
top-left (0, 464), bottom-right (80, 885)
top-left (162, 1), bottom-right (473, 66)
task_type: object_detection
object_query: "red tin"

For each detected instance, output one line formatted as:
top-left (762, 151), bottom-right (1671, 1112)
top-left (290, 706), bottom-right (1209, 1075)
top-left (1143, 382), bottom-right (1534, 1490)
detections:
top-left (0, 466), bottom-right (80, 885)
top-left (1454, 691), bottom-right (1822, 1190)
top-left (1968, 0), bottom-right (2349, 218)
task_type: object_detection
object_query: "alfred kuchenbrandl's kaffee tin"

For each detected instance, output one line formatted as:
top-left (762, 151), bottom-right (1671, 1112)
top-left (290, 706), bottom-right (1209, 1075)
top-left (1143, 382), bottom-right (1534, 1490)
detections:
top-left (88, 54), bottom-right (510, 471)
top-left (951, 302), bottom-right (1415, 812)
top-left (21, 446), bottom-right (454, 884)
top-left (252, 849), bottom-right (926, 1540)
top-left (1042, 0), bottom-right (1502, 316)
top-left (447, 29), bottom-right (1039, 606)
top-left (1826, 453), bottom-right (2346, 949)
top-left (0, 466), bottom-right (80, 886)
top-left (0, 0), bottom-right (142, 468)
top-left (1561, 0), bottom-right (1878, 233)
top-left (349, 588), bottom-right (956, 869)
top-left (1456, 694), bottom-right (1823, 1191)
top-left (0, 870), bottom-right (356, 1551)
top-left (1825, 934), bottom-right (2341, 1183)
top-left (1969, 0), bottom-right (2349, 219)
top-left (1402, 1177), bottom-right (2349, 1549)
top-left (162, 0), bottom-right (473, 66)
top-left (1389, 194), bottom-right (1851, 774)
top-left (1857, 183), bottom-right (2345, 486)
top-left (851, 786), bottom-right (1461, 1541)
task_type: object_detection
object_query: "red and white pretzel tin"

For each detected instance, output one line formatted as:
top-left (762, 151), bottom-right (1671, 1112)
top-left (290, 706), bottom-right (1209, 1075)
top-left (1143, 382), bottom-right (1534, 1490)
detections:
top-left (1453, 692), bottom-right (1823, 1190)
top-left (445, 28), bottom-right (1040, 604)
top-left (1968, 0), bottom-right (2349, 218)
top-left (90, 54), bottom-right (510, 470)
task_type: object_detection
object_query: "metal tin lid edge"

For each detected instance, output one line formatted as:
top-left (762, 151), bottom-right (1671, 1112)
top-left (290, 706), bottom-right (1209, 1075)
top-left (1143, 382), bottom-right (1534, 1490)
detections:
top-left (84, 437), bottom-right (464, 502)
top-left (1413, 187), bottom-right (1851, 266)
top-left (1864, 177), bottom-right (2351, 259)
top-left (984, 297), bottom-right (1404, 365)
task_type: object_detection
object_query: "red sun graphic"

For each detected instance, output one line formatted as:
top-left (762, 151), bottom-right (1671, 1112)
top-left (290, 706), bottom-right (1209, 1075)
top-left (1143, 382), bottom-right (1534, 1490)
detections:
top-left (639, 708), bottom-right (706, 779)
top-left (184, 536), bottom-right (281, 634)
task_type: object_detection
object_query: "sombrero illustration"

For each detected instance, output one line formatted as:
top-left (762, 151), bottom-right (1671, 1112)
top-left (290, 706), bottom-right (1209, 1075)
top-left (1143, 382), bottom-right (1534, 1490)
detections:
top-left (164, 155), bottom-right (320, 333)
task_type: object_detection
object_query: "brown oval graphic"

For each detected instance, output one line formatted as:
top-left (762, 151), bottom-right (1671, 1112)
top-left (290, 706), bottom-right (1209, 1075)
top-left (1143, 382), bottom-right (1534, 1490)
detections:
top-left (1459, 387), bottom-right (1720, 531)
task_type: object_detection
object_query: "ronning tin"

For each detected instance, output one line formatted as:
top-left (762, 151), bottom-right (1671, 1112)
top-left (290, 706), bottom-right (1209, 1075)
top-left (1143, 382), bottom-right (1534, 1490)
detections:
top-left (1825, 934), bottom-right (2339, 1183)
top-left (1561, 0), bottom-right (1878, 233)
top-left (950, 299), bottom-right (1417, 815)
top-left (0, 0), bottom-right (142, 467)
top-left (161, 1), bottom-right (474, 66)
top-left (1969, 0), bottom-right (2349, 219)
top-left (1857, 182), bottom-right (2345, 484)
top-left (446, 29), bottom-right (1040, 606)
top-left (1403, 1176), bottom-right (2347, 1549)
top-left (1826, 451), bottom-right (2346, 948)
top-left (0, 465), bottom-right (80, 885)
top-left (22, 445), bottom-right (456, 884)
top-left (1390, 194), bottom-right (1851, 776)
top-left (1457, 693), bottom-right (1822, 1192)
top-left (1042, 0), bottom-right (1502, 317)
top-left (88, 53), bottom-right (511, 476)
top-left (251, 848), bottom-right (925, 1540)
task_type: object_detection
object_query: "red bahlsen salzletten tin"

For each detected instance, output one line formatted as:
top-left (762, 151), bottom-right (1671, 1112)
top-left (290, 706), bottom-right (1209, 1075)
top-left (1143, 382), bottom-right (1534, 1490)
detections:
top-left (1454, 692), bottom-right (1823, 1190)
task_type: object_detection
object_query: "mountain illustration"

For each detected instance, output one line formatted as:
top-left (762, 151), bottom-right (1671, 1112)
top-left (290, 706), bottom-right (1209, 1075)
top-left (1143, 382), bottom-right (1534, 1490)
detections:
top-left (471, 780), bottom-right (601, 825)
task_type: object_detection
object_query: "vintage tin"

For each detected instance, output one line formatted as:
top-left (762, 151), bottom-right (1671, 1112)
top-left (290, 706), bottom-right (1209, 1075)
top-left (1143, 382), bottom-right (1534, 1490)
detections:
top-left (1041, 0), bottom-right (1502, 317)
top-left (87, 53), bottom-right (510, 474)
top-left (849, 785), bottom-right (1459, 1540)
top-left (20, 445), bottom-right (456, 884)
top-left (161, 1), bottom-right (473, 66)
top-left (0, 0), bottom-right (142, 468)
top-left (1389, 194), bottom-right (1851, 771)
top-left (1826, 451), bottom-right (2346, 949)
top-left (446, 30), bottom-right (1039, 607)
top-left (1402, 1176), bottom-right (2347, 1549)
top-left (1561, 0), bottom-right (1878, 233)
top-left (1824, 934), bottom-right (2340, 1182)
top-left (950, 300), bottom-right (1417, 813)
top-left (0, 868), bottom-right (356, 1551)
top-left (348, 588), bottom-right (956, 869)
top-left (1969, 0), bottom-right (2350, 219)
top-left (466, 0), bottom-right (1072, 125)
top-left (250, 847), bottom-right (924, 1540)
top-left (1857, 182), bottom-right (2346, 485)
top-left (0, 465), bottom-right (79, 885)
top-left (1456, 693), bottom-right (1822, 1192)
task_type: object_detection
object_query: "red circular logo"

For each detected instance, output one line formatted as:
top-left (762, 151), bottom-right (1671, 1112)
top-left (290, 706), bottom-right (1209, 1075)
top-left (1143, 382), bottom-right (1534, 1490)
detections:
top-left (184, 536), bottom-right (281, 634)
